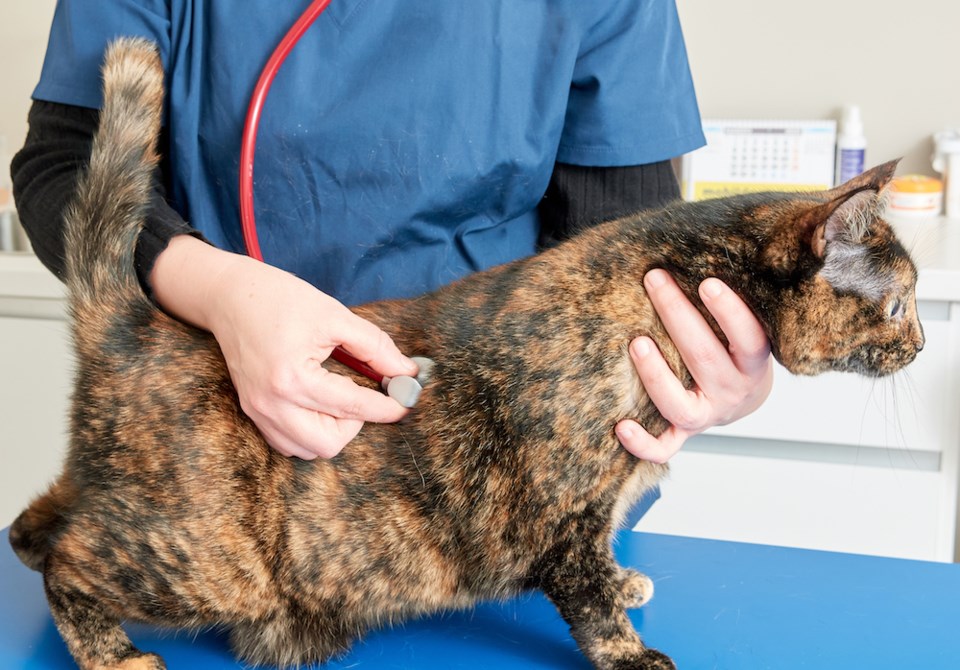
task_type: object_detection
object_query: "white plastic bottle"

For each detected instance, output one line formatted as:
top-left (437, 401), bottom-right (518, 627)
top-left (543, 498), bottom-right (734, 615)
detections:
top-left (0, 136), bottom-right (15, 251)
top-left (933, 129), bottom-right (960, 219)
top-left (835, 105), bottom-right (867, 185)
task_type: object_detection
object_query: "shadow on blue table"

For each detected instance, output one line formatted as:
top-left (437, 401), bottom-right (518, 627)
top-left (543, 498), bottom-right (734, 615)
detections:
top-left (3, 522), bottom-right (960, 669)
top-left (18, 591), bottom-right (593, 669)
top-left (1, 487), bottom-right (664, 669)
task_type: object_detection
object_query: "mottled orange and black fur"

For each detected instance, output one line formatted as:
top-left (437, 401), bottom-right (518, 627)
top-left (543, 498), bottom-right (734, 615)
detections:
top-left (10, 39), bottom-right (924, 670)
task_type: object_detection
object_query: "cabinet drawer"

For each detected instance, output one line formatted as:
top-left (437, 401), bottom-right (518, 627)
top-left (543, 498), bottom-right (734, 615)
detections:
top-left (635, 446), bottom-right (950, 561)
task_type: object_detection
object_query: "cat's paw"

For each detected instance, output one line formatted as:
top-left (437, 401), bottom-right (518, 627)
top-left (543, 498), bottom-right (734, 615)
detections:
top-left (607, 648), bottom-right (676, 670)
top-left (636, 648), bottom-right (676, 670)
top-left (103, 652), bottom-right (167, 670)
top-left (618, 568), bottom-right (655, 608)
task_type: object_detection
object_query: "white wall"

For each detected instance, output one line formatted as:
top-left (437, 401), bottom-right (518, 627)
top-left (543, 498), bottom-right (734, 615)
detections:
top-left (0, 2), bottom-right (56, 184)
top-left (2, 1), bottom-right (956, 177)
top-left (678, 0), bottom-right (959, 176)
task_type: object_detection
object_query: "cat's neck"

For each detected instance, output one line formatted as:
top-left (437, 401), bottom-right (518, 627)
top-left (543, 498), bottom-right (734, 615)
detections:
top-left (601, 201), bottom-right (791, 339)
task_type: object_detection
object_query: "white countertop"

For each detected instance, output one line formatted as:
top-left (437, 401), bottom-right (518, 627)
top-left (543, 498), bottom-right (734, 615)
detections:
top-left (0, 252), bottom-right (66, 319)
top-left (2, 215), bottom-right (960, 307)
top-left (0, 252), bottom-right (64, 300)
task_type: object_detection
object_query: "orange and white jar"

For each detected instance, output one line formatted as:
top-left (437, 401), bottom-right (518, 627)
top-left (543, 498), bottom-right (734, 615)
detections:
top-left (888, 174), bottom-right (943, 217)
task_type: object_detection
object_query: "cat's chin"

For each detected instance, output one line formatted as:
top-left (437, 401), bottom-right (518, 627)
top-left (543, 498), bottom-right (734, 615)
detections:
top-left (773, 350), bottom-right (917, 378)
top-left (829, 352), bottom-right (918, 377)
top-left (770, 352), bottom-right (830, 377)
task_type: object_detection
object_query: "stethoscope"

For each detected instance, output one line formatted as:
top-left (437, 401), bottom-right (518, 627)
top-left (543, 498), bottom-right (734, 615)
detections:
top-left (238, 0), bottom-right (432, 408)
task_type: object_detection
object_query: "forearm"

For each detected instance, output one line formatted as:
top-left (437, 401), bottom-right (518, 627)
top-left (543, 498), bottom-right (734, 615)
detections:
top-left (150, 233), bottom-right (419, 460)
top-left (149, 234), bottom-right (250, 332)
top-left (537, 160), bottom-right (680, 249)
top-left (11, 101), bottom-right (96, 278)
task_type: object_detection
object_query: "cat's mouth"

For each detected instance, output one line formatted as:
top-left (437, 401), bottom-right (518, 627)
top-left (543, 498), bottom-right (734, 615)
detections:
top-left (770, 343), bottom-right (918, 378)
top-left (837, 345), bottom-right (920, 377)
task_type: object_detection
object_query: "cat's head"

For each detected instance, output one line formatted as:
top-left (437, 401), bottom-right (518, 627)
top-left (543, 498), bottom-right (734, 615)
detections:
top-left (762, 160), bottom-right (924, 377)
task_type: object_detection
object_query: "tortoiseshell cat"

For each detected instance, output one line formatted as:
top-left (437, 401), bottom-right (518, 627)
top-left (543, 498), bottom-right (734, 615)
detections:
top-left (10, 39), bottom-right (924, 670)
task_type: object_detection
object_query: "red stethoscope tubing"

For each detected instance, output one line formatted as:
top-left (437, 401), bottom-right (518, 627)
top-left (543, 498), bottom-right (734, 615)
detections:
top-left (239, 0), bottom-right (385, 385)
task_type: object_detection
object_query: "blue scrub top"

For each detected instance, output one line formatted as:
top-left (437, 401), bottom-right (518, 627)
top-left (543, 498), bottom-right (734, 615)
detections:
top-left (35, 0), bottom-right (704, 305)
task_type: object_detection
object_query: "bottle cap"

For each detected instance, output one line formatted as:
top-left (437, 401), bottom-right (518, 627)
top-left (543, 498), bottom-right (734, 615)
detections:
top-left (840, 105), bottom-right (864, 135)
top-left (933, 129), bottom-right (960, 174)
top-left (934, 128), bottom-right (960, 153)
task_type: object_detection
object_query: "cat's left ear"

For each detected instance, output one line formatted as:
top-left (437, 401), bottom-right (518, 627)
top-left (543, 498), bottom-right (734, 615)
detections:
top-left (804, 159), bottom-right (900, 258)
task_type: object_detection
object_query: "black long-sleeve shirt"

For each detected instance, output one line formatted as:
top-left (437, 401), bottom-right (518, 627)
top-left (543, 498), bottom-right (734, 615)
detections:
top-left (12, 99), bottom-right (680, 294)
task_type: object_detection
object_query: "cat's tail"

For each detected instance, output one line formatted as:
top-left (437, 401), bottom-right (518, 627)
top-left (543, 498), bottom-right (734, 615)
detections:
top-left (64, 37), bottom-right (163, 335)
top-left (12, 40), bottom-right (163, 571)
top-left (9, 476), bottom-right (77, 571)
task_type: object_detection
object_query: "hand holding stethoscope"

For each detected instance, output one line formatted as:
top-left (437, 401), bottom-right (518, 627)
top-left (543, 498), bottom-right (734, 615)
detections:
top-left (238, 0), bottom-right (433, 411)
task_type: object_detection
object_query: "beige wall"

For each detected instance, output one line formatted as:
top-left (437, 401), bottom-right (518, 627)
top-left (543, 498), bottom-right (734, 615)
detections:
top-left (1, 1), bottom-right (956, 181)
top-left (678, 0), bottom-right (959, 175)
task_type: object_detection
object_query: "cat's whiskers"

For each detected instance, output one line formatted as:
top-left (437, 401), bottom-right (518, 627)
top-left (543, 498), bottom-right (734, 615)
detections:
top-left (396, 425), bottom-right (427, 489)
top-left (897, 371), bottom-right (919, 451)
top-left (892, 369), bottom-right (924, 457)
top-left (721, 238), bottom-right (735, 271)
top-left (848, 369), bottom-right (922, 476)
top-left (893, 215), bottom-right (937, 272)
top-left (879, 377), bottom-right (905, 458)
top-left (858, 375), bottom-right (879, 448)
top-left (868, 370), bottom-right (923, 470)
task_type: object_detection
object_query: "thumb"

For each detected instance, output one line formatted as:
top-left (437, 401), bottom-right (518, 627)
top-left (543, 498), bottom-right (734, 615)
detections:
top-left (616, 419), bottom-right (691, 464)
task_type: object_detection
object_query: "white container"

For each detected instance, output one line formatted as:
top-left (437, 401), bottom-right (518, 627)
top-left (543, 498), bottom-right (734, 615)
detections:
top-left (835, 105), bottom-right (867, 185)
top-left (888, 175), bottom-right (943, 218)
top-left (0, 136), bottom-right (12, 252)
top-left (933, 129), bottom-right (960, 219)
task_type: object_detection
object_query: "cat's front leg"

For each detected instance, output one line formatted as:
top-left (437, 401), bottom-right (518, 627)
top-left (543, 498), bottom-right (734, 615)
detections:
top-left (537, 540), bottom-right (674, 670)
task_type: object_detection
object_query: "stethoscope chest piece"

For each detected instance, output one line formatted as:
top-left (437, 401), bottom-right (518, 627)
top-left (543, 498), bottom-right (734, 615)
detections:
top-left (381, 356), bottom-right (435, 408)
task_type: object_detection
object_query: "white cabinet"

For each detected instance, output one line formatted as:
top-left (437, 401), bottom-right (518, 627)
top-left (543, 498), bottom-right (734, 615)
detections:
top-left (637, 446), bottom-right (950, 560)
top-left (0, 254), bottom-right (69, 528)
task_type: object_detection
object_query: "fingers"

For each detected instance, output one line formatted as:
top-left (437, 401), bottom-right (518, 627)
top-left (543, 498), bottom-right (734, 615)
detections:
top-left (698, 278), bottom-right (771, 376)
top-left (628, 336), bottom-right (706, 432)
top-left (256, 405), bottom-right (364, 460)
top-left (622, 271), bottom-right (775, 464)
top-left (204, 260), bottom-right (419, 460)
top-left (335, 307), bottom-right (419, 378)
top-left (643, 270), bottom-right (738, 392)
top-left (303, 365), bottom-right (411, 424)
top-left (696, 278), bottom-right (775, 422)
top-left (243, 361), bottom-right (410, 459)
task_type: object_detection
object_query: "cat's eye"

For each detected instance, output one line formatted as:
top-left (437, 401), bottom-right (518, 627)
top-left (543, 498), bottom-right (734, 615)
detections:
top-left (886, 297), bottom-right (903, 319)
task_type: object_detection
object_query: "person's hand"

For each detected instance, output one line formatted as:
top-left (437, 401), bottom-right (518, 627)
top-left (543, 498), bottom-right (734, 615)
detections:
top-left (151, 236), bottom-right (418, 459)
top-left (616, 269), bottom-right (773, 463)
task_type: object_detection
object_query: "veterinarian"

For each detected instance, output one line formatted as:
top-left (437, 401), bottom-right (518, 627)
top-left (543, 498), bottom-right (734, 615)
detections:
top-left (13, 1), bottom-right (772, 467)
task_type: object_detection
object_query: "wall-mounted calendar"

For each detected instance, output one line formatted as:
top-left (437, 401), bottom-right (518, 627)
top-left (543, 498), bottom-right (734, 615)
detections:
top-left (681, 119), bottom-right (837, 201)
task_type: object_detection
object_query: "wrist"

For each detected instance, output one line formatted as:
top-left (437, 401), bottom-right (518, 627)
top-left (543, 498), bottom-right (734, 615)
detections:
top-left (150, 234), bottom-right (242, 332)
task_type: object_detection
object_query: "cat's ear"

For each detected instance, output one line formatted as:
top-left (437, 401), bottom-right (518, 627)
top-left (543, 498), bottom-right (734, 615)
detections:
top-left (804, 159), bottom-right (900, 258)
top-left (831, 159), bottom-right (899, 196)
